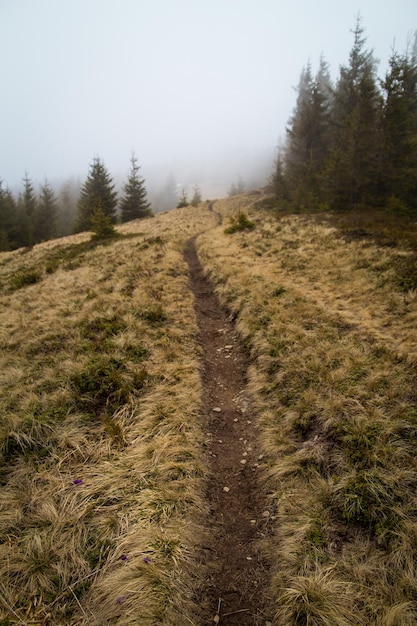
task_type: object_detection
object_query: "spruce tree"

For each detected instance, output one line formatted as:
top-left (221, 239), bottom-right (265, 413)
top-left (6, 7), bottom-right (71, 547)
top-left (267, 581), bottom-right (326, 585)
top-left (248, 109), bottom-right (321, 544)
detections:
top-left (19, 173), bottom-right (37, 246)
top-left (36, 181), bottom-right (57, 241)
top-left (325, 18), bottom-right (383, 209)
top-left (285, 59), bottom-right (333, 208)
top-left (119, 153), bottom-right (151, 222)
top-left (90, 201), bottom-right (117, 240)
top-left (285, 62), bottom-right (314, 197)
top-left (74, 157), bottom-right (117, 232)
top-left (270, 149), bottom-right (288, 204)
top-left (228, 177), bottom-right (245, 196)
top-left (381, 40), bottom-right (417, 214)
top-left (0, 181), bottom-right (18, 251)
top-left (157, 173), bottom-right (178, 211)
top-left (190, 184), bottom-right (202, 206)
top-left (177, 188), bottom-right (189, 208)
top-left (58, 179), bottom-right (80, 236)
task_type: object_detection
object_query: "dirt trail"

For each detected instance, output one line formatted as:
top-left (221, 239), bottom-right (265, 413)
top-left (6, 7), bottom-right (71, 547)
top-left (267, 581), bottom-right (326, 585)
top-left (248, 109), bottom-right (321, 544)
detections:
top-left (184, 235), bottom-right (273, 626)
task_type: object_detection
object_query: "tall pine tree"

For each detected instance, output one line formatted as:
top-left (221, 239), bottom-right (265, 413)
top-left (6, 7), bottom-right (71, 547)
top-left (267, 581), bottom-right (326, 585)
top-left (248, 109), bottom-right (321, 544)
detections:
top-left (36, 181), bottom-right (57, 241)
top-left (18, 173), bottom-right (37, 246)
top-left (381, 38), bottom-right (417, 214)
top-left (58, 179), bottom-right (80, 236)
top-left (285, 58), bottom-right (333, 209)
top-left (325, 18), bottom-right (382, 209)
top-left (119, 153), bottom-right (151, 222)
top-left (0, 181), bottom-right (18, 251)
top-left (74, 157), bottom-right (118, 232)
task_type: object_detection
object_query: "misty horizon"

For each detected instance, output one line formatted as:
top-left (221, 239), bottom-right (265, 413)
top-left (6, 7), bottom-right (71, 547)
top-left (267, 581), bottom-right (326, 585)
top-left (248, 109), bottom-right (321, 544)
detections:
top-left (1, 0), bottom-right (416, 198)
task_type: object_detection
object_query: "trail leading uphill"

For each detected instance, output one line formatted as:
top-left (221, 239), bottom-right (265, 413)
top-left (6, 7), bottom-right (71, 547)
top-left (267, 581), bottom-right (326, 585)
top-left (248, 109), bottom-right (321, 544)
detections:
top-left (184, 236), bottom-right (274, 625)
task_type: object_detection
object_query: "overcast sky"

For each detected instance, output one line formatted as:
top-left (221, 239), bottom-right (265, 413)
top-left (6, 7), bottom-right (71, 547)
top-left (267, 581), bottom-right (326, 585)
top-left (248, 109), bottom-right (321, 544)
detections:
top-left (1, 0), bottom-right (416, 194)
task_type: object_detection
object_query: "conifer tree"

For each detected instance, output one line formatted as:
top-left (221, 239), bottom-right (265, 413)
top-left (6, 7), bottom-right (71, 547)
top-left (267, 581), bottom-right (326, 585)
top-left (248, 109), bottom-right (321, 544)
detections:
top-left (236, 176), bottom-right (245, 194)
top-left (157, 173), bottom-right (178, 211)
top-left (270, 149), bottom-right (288, 204)
top-left (74, 157), bottom-right (117, 232)
top-left (381, 39), bottom-right (417, 214)
top-left (90, 201), bottom-right (117, 240)
top-left (58, 179), bottom-right (80, 236)
top-left (190, 184), bottom-right (202, 206)
top-left (285, 59), bottom-right (333, 208)
top-left (0, 181), bottom-right (18, 251)
top-left (285, 63), bottom-right (314, 193)
top-left (36, 181), bottom-right (57, 241)
top-left (19, 173), bottom-right (37, 245)
top-left (119, 153), bottom-right (152, 222)
top-left (228, 176), bottom-right (245, 196)
top-left (177, 188), bottom-right (189, 208)
top-left (325, 18), bottom-right (383, 209)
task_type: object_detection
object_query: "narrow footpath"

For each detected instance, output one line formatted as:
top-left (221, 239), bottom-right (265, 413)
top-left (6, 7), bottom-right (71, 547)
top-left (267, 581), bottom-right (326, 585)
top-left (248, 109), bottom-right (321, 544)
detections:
top-left (184, 236), bottom-right (273, 626)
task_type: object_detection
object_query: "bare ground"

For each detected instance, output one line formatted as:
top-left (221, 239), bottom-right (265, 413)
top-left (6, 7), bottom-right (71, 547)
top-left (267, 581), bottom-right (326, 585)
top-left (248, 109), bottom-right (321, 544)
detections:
top-left (184, 237), bottom-right (274, 626)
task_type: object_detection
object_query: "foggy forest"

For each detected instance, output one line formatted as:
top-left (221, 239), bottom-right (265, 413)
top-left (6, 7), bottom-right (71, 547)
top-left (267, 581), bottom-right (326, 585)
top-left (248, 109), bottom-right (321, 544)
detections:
top-left (1, 19), bottom-right (416, 251)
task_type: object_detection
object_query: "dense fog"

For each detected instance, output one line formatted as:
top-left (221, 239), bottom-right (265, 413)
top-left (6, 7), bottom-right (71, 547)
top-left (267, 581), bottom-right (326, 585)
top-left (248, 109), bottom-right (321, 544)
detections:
top-left (1, 0), bottom-right (416, 199)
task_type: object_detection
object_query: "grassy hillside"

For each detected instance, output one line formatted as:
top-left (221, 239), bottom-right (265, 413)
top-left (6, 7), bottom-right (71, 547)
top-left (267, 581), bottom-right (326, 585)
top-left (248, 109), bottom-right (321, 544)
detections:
top-left (1, 194), bottom-right (417, 624)
top-left (0, 206), bottom-right (217, 625)
top-left (198, 196), bottom-right (417, 625)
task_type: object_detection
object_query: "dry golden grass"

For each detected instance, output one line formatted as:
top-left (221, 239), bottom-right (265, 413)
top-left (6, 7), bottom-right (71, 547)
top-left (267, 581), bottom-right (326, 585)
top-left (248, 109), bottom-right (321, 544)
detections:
top-left (0, 205), bottom-right (217, 624)
top-left (3, 194), bottom-right (417, 624)
top-left (197, 195), bottom-right (417, 625)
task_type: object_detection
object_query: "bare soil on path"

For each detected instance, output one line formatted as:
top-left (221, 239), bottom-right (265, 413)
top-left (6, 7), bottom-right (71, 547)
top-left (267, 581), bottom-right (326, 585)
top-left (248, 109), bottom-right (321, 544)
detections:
top-left (184, 237), bottom-right (274, 626)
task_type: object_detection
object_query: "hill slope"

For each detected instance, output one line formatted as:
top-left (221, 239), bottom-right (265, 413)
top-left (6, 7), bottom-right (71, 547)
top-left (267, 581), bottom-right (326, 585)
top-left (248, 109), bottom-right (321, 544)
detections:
top-left (1, 195), bottom-right (417, 624)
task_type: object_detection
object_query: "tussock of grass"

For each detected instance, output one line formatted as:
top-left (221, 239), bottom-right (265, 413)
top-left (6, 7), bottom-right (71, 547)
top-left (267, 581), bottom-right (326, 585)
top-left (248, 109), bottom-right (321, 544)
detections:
top-left (197, 194), bottom-right (417, 624)
top-left (0, 205), bottom-right (217, 624)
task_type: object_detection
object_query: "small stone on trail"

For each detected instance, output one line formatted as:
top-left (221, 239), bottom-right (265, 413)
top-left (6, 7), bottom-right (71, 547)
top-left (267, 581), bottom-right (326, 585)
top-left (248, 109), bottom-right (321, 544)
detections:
top-left (223, 486), bottom-right (230, 493)
top-left (240, 459), bottom-right (247, 464)
top-left (233, 418), bottom-right (239, 422)
top-left (225, 345), bottom-right (233, 349)
top-left (212, 407), bottom-right (222, 412)
top-left (246, 556), bottom-right (253, 560)
top-left (262, 510), bottom-right (270, 517)
top-left (250, 519), bottom-right (257, 525)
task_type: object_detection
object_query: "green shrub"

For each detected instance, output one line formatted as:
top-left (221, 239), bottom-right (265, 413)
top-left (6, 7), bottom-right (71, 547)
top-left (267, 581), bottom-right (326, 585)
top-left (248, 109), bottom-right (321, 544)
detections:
top-left (224, 211), bottom-right (255, 234)
top-left (71, 356), bottom-right (130, 414)
top-left (90, 204), bottom-right (118, 240)
top-left (9, 269), bottom-right (42, 291)
top-left (394, 252), bottom-right (417, 291)
top-left (139, 303), bottom-right (167, 324)
top-left (79, 315), bottom-right (127, 343)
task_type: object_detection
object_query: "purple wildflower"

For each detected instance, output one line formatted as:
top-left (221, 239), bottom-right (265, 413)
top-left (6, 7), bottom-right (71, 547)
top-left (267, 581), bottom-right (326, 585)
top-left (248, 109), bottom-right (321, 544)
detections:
top-left (143, 556), bottom-right (152, 564)
top-left (120, 554), bottom-right (128, 561)
top-left (73, 479), bottom-right (83, 485)
top-left (116, 596), bottom-right (125, 604)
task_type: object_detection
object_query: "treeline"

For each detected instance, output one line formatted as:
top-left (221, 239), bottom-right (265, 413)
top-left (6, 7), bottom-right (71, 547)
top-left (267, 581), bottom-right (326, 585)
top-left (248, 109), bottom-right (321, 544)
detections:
top-left (0, 153), bottom-right (151, 252)
top-left (271, 19), bottom-right (417, 217)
